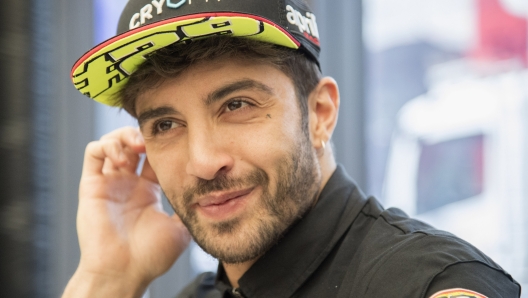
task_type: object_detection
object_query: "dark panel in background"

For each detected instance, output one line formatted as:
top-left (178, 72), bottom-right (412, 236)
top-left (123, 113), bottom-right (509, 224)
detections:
top-left (0, 1), bottom-right (34, 297)
top-left (1, 1), bottom-right (95, 297)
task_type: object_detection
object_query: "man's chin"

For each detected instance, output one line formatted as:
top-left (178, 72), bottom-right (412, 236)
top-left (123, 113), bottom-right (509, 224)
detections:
top-left (210, 218), bottom-right (243, 235)
top-left (190, 216), bottom-right (284, 264)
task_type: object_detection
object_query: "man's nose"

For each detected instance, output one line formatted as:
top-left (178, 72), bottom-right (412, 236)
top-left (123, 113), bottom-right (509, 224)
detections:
top-left (185, 128), bottom-right (234, 180)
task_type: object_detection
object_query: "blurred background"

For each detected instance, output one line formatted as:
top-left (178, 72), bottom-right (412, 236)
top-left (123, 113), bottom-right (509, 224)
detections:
top-left (0, 0), bottom-right (526, 297)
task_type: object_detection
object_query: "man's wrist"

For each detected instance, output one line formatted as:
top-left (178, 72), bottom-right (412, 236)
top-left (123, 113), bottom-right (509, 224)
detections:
top-left (62, 268), bottom-right (149, 298)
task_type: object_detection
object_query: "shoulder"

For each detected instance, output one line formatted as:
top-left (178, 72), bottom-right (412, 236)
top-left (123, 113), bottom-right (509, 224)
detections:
top-left (353, 206), bottom-right (521, 297)
top-left (175, 272), bottom-right (221, 298)
top-left (425, 261), bottom-right (521, 298)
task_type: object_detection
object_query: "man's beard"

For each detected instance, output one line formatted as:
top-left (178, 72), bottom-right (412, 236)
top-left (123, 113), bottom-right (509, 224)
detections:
top-left (168, 134), bottom-right (321, 264)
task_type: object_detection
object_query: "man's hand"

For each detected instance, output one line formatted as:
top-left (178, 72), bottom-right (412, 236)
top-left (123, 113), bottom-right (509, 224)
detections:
top-left (63, 127), bottom-right (190, 298)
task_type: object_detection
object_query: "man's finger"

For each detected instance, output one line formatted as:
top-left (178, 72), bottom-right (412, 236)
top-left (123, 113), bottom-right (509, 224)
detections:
top-left (120, 146), bottom-right (141, 173)
top-left (102, 157), bottom-right (119, 175)
top-left (100, 126), bottom-right (145, 153)
top-left (82, 139), bottom-right (128, 176)
top-left (82, 141), bottom-right (112, 176)
top-left (82, 127), bottom-right (145, 176)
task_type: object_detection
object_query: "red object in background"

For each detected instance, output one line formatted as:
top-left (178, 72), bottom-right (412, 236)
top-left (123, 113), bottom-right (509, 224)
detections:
top-left (472, 0), bottom-right (527, 64)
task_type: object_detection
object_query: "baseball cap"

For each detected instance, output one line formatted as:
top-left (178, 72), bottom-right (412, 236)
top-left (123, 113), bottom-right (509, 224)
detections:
top-left (71, 0), bottom-right (321, 106)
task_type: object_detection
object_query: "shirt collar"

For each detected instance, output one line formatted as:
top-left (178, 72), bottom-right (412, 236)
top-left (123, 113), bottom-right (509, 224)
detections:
top-left (215, 165), bottom-right (369, 298)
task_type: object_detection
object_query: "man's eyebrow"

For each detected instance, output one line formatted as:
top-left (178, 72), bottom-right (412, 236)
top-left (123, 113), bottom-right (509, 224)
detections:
top-left (137, 106), bottom-right (179, 127)
top-left (204, 79), bottom-right (274, 106)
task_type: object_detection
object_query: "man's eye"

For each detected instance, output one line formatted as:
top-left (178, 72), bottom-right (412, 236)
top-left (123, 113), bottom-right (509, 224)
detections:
top-left (225, 100), bottom-right (249, 112)
top-left (155, 120), bottom-right (179, 132)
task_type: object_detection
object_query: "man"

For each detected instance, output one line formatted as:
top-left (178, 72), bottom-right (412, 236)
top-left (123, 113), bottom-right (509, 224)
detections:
top-left (63, 0), bottom-right (521, 297)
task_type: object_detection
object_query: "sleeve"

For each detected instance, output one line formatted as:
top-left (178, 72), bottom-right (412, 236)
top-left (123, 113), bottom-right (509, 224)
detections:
top-left (424, 261), bottom-right (521, 298)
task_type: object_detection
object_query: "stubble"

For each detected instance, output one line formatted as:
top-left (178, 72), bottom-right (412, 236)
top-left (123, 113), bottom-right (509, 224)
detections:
top-left (168, 134), bottom-right (321, 264)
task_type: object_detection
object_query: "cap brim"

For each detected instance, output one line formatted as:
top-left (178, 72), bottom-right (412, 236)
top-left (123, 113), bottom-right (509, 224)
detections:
top-left (71, 12), bottom-right (300, 106)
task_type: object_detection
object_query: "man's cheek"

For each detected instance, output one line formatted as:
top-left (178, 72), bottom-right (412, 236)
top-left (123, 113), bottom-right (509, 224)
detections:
top-left (145, 151), bottom-right (179, 184)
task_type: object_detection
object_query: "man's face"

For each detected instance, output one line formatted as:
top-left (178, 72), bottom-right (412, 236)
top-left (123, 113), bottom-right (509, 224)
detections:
top-left (136, 58), bottom-right (321, 264)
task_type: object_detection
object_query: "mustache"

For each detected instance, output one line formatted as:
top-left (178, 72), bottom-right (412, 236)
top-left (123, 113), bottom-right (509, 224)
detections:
top-left (182, 168), bottom-right (269, 204)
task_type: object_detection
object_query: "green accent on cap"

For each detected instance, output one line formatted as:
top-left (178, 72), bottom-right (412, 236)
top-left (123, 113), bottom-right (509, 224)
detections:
top-left (71, 14), bottom-right (299, 106)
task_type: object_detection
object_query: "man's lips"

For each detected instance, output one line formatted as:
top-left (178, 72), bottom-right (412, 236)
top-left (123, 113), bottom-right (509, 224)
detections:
top-left (196, 187), bottom-right (255, 207)
top-left (193, 187), bottom-right (256, 221)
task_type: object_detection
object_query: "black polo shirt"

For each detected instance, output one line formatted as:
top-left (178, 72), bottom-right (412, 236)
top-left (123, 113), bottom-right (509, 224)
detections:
top-left (177, 166), bottom-right (521, 298)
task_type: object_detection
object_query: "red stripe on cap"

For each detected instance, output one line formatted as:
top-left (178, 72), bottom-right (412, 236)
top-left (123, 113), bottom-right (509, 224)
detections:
top-left (71, 12), bottom-right (300, 77)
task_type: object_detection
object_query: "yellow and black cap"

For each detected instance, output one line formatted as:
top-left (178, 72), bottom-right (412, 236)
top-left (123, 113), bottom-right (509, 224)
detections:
top-left (71, 0), bottom-right (321, 106)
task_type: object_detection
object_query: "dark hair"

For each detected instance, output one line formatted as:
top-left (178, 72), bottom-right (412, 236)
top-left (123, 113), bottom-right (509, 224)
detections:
top-left (116, 36), bottom-right (321, 131)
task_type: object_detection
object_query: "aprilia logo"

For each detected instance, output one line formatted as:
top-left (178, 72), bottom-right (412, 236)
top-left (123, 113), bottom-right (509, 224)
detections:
top-left (285, 5), bottom-right (319, 40)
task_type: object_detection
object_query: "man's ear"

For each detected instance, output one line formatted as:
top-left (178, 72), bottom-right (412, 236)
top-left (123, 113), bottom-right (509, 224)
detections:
top-left (308, 77), bottom-right (340, 149)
